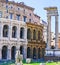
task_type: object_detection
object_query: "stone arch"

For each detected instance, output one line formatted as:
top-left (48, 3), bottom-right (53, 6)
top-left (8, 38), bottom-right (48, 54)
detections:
top-left (12, 26), bottom-right (17, 38)
top-left (33, 29), bottom-right (36, 40)
top-left (11, 46), bottom-right (16, 60)
top-left (42, 48), bottom-right (45, 58)
top-left (2, 46), bottom-right (7, 59)
top-left (51, 45), bottom-right (55, 49)
top-left (27, 28), bottom-right (31, 39)
top-left (20, 27), bottom-right (24, 39)
top-left (20, 46), bottom-right (23, 54)
top-left (27, 47), bottom-right (31, 58)
top-left (33, 47), bottom-right (36, 59)
top-left (38, 31), bottom-right (40, 40)
top-left (3, 25), bottom-right (9, 37)
top-left (38, 48), bottom-right (40, 59)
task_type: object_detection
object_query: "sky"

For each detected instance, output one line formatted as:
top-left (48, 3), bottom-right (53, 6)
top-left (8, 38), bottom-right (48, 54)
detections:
top-left (9, 0), bottom-right (60, 33)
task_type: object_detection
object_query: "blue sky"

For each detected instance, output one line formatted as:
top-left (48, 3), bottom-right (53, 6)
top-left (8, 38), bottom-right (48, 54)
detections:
top-left (9, 0), bottom-right (60, 33)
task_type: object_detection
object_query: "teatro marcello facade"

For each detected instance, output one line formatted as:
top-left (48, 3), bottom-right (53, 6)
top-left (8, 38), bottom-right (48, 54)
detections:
top-left (0, 0), bottom-right (46, 60)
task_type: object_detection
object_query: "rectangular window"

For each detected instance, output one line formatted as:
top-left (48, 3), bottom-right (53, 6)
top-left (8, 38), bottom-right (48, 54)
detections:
top-left (10, 13), bottom-right (13, 19)
top-left (23, 16), bottom-right (26, 22)
top-left (29, 19), bottom-right (31, 22)
top-left (0, 11), bottom-right (2, 18)
top-left (6, 5), bottom-right (8, 9)
top-left (16, 15), bottom-right (20, 21)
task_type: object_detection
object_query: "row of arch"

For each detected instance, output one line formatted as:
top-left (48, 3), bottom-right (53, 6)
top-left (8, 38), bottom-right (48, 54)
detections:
top-left (27, 47), bottom-right (45, 59)
top-left (3, 25), bottom-right (41, 40)
top-left (1, 46), bottom-right (44, 60)
top-left (27, 28), bottom-right (41, 40)
top-left (2, 46), bottom-right (23, 60)
top-left (3, 25), bottom-right (24, 39)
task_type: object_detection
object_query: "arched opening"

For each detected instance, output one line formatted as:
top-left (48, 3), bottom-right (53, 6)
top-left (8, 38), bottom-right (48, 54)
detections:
top-left (51, 45), bottom-right (55, 49)
top-left (11, 46), bottom-right (16, 60)
top-left (33, 48), bottom-right (36, 59)
top-left (2, 46), bottom-right (7, 59)
top-left (27, 29), bottom-right (31, 40)
top-left (38, 31), bottom-right (40, 40)
top-left (42, 48), bottom-right (45, 58)
top-left (27, 47), bottom-right (31, 58)
top-left (12, 26), bottom-right (17, 38)
top-left (20, 27), bottom-right (24, 39)
top-left (3, 25), bottom-right (9, 37)
top-left (33, 30), bottom-right (36, 40)
top-left (38, 48), bottom-right (40, 59)
top-left (20, 46), bottom-right (23, 54)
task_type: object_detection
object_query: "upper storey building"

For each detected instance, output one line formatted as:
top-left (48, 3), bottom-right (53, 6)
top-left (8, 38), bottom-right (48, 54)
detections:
top-left (0, 0), bottom-right (40, 23)
top-left (0, 0), bottom-right (42, 60)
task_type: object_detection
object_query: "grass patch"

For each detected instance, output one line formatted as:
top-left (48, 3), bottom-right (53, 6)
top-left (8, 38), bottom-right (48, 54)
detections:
top-left (0, 61), bottom-right (60, 65)
top-left (24, 63), bottom-right (40, 65)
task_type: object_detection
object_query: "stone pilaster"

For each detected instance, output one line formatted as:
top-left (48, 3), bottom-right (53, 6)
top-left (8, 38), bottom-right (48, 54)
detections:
top-left (31, 47), bottom-right (33, 58)
top-left (0, 49), bottom-right (2, 60)
top-left (23, 45), bottom-right (27, 59)
top-left (17, 25), bottom-right (20, 40)
top-left (9, 24), bottom-right (12, 39)
top-left (24, 28), bottom-right (27, 41)
top-left (36, 48), bottom-right (38, 59)
top-left (16, 45), bottom-right (20, 50)
top-left (9, 25), bottom-right (11, 39)
top-left (0, 22), bottom-right (3, 38)
top-left (7, 46), bottom-right (11, 60)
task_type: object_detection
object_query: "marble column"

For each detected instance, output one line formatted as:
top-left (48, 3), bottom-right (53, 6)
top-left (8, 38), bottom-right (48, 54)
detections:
top-left (55, 15), bottom-right (58, 49)
top-left (47, 15), bottom-right (51, 49)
